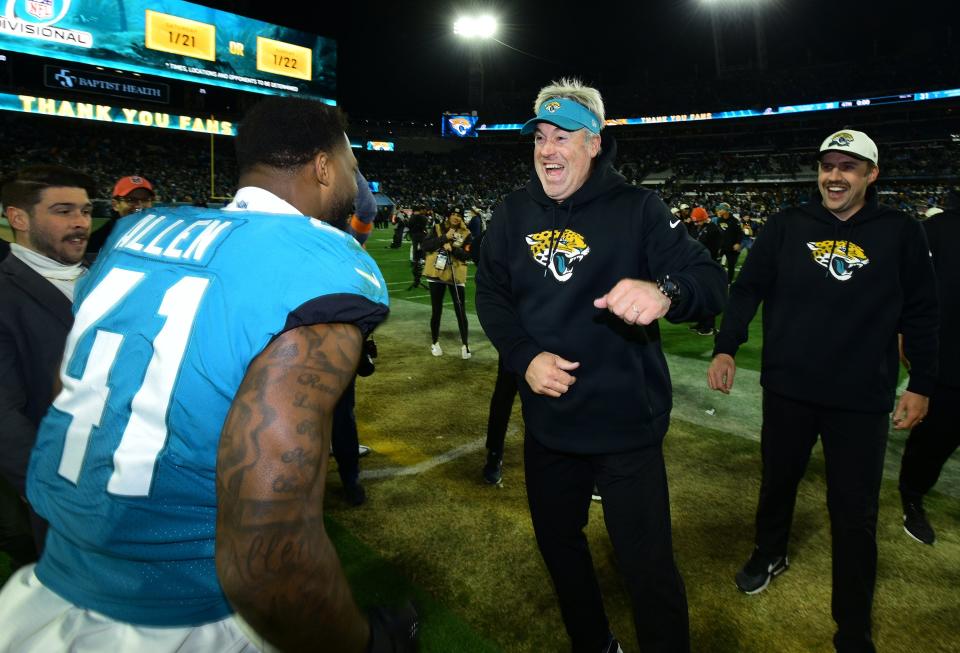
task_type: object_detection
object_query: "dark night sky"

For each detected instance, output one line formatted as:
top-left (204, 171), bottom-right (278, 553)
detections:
top-left (200, 1), bottom-right (953, 122)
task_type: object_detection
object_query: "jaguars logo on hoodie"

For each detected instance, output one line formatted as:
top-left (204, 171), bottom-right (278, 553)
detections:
top-left (807, 240), bottom-right (869, 281)
top-left (525, 228), bottom-right (590, 282)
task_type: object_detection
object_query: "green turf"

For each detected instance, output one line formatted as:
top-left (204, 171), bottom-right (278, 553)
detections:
top-left (326, 517), bottom-right (501, 653)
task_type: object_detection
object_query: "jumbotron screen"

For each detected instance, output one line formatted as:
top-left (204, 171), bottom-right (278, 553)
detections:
top-left (0, 0), bottom-right (336, 101)
top-left (442, 113), bottom-right (479, 138)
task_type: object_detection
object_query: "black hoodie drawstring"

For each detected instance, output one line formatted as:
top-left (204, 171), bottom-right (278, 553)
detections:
top-left (544, 204), bottom-right (558, 278)
top-left (826, 223), bottom-right (840, 278)
top-left (826, 220), bottom-right (860, 279)
top-left (544, 201), bottom-right (575, 278)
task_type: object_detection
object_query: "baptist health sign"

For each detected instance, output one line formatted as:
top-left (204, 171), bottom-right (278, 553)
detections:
top-left (0, 92), bottom-right (235, 135)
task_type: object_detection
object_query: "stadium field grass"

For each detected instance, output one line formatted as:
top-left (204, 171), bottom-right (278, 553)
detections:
top-left (2, 227), bottom-right (958, 652)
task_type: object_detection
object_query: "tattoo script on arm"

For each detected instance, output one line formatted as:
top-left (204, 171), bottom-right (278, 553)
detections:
top-left (215, 322), bottom-right (369, 652)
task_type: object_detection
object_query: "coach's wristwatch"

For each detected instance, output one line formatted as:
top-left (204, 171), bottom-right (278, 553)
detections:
top-left (656, 275), bottom-right (681, 304)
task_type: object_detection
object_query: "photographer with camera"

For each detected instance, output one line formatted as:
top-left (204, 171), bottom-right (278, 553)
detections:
top-left (423, 209), bottom-right (473, 359)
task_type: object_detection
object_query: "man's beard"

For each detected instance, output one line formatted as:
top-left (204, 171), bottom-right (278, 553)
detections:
top-left (323, 194), bottom-right (355, 232)
top-left (32, 226), bottom-right (88, 264)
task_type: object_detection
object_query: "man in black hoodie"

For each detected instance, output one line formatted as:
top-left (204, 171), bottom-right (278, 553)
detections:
top-left (476, 78), bottom-right (726, 653)
top-left (708, 129), bottom-right (938, 653)
top-left (897, 190), bottom-right (960, 545)
top-left (715, 202), bottom-right (743, 283)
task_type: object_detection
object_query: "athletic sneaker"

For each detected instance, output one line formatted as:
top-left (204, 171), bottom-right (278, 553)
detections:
top-left (591, 485), bottom-right (602, 502)
top-left (431, 342), bottom-right (442, 357)
top-left (343, 482), bottom-right (367, 507)
top-left (735, 548), bottom-right (789, 594)
top-left (602, 633), bottom-right (624, 653)
top-left (482, 450), bottom-right (503, 485)
top-left (358, 444), bottom-right (371, 458)
top-left (696, 327), bottom-right (716, 336)
top-left (461, 344), bottom-right (472, 360)
top-left (903, 502), bottom-right (935, 545)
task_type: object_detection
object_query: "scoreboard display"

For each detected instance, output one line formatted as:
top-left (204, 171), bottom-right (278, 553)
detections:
top-left (441, 113), bottom-right (478, 138)
top-left (0, 0), bottom-right (335, 101)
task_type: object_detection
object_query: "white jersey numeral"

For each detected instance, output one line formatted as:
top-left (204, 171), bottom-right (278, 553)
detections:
top-left (55, 268), bottom-right (209, 496)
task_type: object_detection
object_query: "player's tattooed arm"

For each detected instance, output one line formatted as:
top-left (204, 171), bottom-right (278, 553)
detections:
top-left (215, 322), bottom-right (369, 653)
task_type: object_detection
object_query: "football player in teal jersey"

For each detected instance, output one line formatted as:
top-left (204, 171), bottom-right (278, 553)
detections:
top-left (0, 98), bottom-right (417, 653)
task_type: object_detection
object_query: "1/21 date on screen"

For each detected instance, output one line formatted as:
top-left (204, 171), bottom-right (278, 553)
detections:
top-left (167, 31), bottom-right (195, 48)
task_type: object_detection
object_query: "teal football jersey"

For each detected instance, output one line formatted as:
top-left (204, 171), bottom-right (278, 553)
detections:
top-left (27, 206), bottom-right (388, 626)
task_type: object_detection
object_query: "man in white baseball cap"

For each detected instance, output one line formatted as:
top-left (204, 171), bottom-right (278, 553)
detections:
top-left (816, 129), bottom-right (880, 220)
top-left (708, 126), bottom-right (938, 652)
top-left (818, 129), bottom-right (878, 165)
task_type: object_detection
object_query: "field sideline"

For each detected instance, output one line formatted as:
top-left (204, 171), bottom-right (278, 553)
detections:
top-left (1, 227), bottom-right (957, 652)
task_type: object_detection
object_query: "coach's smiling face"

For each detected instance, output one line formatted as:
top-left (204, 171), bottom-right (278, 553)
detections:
top-left (533, 122), bottom-right (600, 202)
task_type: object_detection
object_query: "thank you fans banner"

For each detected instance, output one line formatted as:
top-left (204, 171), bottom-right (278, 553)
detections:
top-left (0, 91), bottom-right (235, 134)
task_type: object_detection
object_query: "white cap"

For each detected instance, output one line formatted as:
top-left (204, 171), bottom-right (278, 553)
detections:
top-left (924, 207), bottom-right (943, 218)
top-left (679, 203), bottom-right (689, 210)
top-left (819, 129), bottom-right (878, 165)
top-left (670, 207), bottom-right (680, 215)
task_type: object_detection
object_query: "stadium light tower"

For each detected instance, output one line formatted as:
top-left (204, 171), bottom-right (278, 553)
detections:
top-left (454, 14), bottom-right (498, 108)
top-left (699, 0), bottom-right (769, 77)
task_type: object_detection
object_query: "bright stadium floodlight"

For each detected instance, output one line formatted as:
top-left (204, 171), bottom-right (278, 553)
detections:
top-left (699, 0), bottom-right (771, 4)
top-left (454, 15), bottom-right (498, 39)
top-left (453, 14), bottom-right (498, 107)
top-left (699, 0), bottom-right (771, 74)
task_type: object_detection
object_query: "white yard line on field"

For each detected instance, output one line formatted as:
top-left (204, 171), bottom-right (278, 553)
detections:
top-left (360, 438), bottom-right (487, 480)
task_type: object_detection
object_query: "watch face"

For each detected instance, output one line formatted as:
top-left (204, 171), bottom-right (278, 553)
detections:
top-left (659, 278), bottom-right (680, 301)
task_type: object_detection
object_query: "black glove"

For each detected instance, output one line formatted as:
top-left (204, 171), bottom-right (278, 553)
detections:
top-left (367, 602), bottom-right (419, 653)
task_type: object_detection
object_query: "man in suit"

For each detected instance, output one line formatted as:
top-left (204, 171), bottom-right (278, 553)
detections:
top-left (0, 165), bottom-right (95, 556)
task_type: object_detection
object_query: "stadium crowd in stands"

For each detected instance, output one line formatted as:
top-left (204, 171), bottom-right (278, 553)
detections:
top-left (0, 113), bottom-right (237, 205)
top-left (1, 104), bottom-right (956, 228)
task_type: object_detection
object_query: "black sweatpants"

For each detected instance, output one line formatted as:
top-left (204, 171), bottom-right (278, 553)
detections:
top-left (754, 390), bottom-right (888, 653)
top-left (723, 249), bottom-right (740, 283)
top-left (899, 383), bottom-right (960, 503)
top-left (331, 379), bottom-right (359, 487)
top-left (524, 435), bottom-right (689, 653)
top-left (410, 241), bottom-right (425, 286)
top-left (428, 280), bottom-right (468, 346)
top-left (693, 314), bottom-right (716, 332)
top-left (485, 357), bottom-right (518, 455)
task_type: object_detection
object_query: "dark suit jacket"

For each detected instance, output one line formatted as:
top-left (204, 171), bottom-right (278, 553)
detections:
top-left (0, 254), bottom-right (74, 495)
